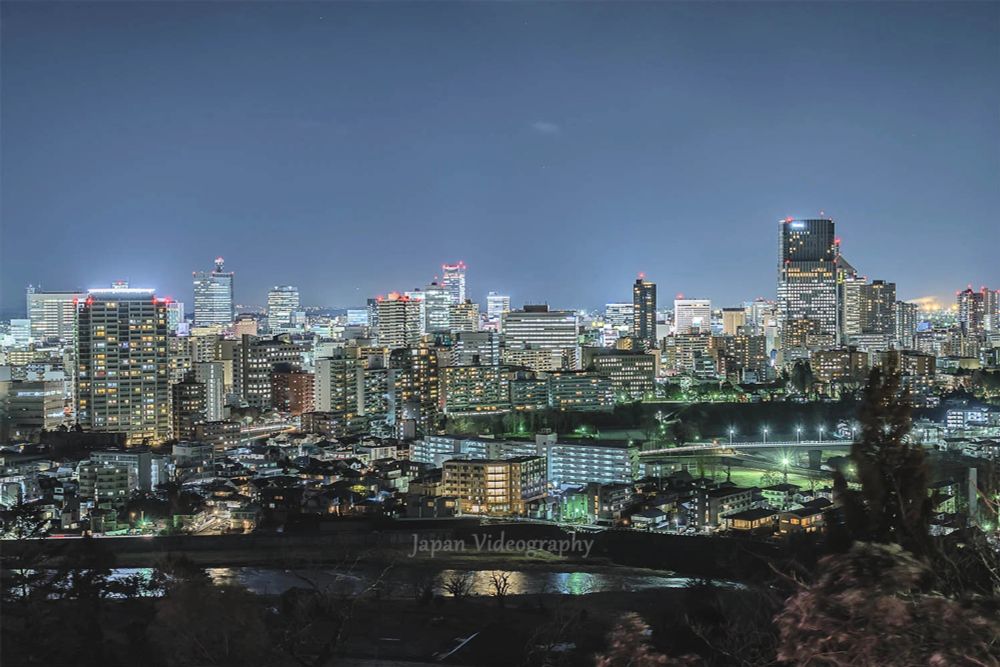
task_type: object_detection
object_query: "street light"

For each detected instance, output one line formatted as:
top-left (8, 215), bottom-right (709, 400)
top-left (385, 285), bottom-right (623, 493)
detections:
top-left (762, 426), bottom-right (769, 445)
top-left (795, 426), bottom-right (802, 443)
top-left (818, 425), bottom-right (825, 442)
top-left (781, 456), bottom-right (790, 483)
top-left (729, 427), bottom-right (735, 445)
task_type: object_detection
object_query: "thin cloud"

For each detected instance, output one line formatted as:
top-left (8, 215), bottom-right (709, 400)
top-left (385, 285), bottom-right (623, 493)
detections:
top-left (530, 120), bottom-right (561, 135)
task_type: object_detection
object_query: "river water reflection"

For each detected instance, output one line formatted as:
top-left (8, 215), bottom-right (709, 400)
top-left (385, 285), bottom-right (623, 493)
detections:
top-left (199, 566), bottom-right (741, 597)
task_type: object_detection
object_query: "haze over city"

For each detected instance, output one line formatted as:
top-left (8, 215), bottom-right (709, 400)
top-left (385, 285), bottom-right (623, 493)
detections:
top-left (2, 1), bottom-right (998, 311)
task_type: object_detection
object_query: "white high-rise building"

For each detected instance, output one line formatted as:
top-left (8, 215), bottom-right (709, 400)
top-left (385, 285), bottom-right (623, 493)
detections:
top-left (673, 298), bottom-right (711, 334)
top-left (423, 282), bottom-right (452, 333)
top-left (267, 285), bottom-right (300, 331)
top-left (193, 361), bottom-right (226, 422)
top-left (486, 292), bottom-right (511, 323)
top-left (502, 305), bottom-right (579, 367)
top-left (375, 292), bottom-right (424, 348)
top-left (192, 257), bottom-right (234, 327)
top-left (441, 262), bottom-right (467, 304)
top-left (26, 287), bottom-right (85, 345)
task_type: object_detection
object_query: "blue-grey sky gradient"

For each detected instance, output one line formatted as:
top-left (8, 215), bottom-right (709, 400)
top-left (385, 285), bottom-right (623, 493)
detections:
top-left (2, 1), bottom-right (998, 312)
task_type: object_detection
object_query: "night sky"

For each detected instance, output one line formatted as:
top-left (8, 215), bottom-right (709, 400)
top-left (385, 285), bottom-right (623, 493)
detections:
top-left (2, 2), bottom-right (998, 313)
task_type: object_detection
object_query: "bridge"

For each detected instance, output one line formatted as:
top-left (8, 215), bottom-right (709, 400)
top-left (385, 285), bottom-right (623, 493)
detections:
top-left (639, 439), bottom-right (854, 458)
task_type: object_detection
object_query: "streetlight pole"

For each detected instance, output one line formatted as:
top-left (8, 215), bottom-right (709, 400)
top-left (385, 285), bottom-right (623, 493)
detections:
top-left (796, 426), bottom-right (802, 444)
top-left (818, 425), bottom-right (825, 443)
top-left (762, 426), bottom-right (768, 446)
top-left (729, 427), bottom-right (734, 446)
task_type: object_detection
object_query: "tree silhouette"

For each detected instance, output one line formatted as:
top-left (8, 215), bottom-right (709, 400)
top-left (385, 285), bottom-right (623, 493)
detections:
top-left (833, 367), bottom-right (931, 555)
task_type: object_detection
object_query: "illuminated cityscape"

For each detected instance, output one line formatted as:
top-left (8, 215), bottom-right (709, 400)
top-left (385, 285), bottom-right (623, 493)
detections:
top-left (1, 2), bottom-right (998, 666)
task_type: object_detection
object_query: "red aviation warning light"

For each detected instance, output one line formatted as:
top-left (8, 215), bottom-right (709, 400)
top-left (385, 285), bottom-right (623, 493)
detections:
top-left (638, 272), bottom-right (646, 279)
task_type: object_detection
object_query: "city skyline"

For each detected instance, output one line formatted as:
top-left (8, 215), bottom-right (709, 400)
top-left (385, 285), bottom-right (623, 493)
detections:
top-left (2, 2), bottom-right (998, 311)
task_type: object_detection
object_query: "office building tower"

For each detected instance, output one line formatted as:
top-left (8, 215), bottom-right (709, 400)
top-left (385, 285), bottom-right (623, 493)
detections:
top-left (192, 257), bottom-right (234, 327)
top-left (165, 301), bottom-right (185, 334)
top-left (604, 303), bottom-right (634, 330)
top-left (1, 379), bottom-right (65, 441)
top-left (452, 331), bottom-right (501, 366)
top-left (502, 305), bottom-right (579, 362)
top-left (75, 287), bottom-right (170, 445)
top-left (777, 217), bottom-right (845, 343)
top-left (193, 361), bottom-right (226, 422)
top-left (9, 320), bottom-right (31, 348)
top-left (346, 309), bottom-right (369, 327)
top-left (722, 307), bottom-right (747, 336)
top-left (449, 300), bottom-right (480, 333)
top-left (171, 376), bottom-right (207, 441)
top-left (423, 282), bottom-right (452, 333)
top-left (375, 292), bottom-right (424, 348)
top-left (583, 348), bottom-right (656, 400)
top-left (26, 287), bottom-right (85, 345)
top-left (441, 261), bottom-right (467, 304)
top-left (674, 298), bottom-right (711, 334)
top-left (267, 285), bottom-right (300, 331)
top-left (632, 276), bottom-right (657, 350)
top-left (486, 292), bottom-right (511, 323)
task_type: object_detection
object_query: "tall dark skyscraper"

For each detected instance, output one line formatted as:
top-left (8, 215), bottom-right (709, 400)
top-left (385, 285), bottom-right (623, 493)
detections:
top-left (777, 218), bottom-right (842, 348)
top-left (632, 275), bottom-right (657, 350)
top-left (192, 257), bottom-right (234, 327)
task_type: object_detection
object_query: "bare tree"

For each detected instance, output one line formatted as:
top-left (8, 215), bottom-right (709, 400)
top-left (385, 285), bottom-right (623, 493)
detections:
top-left (488, 570), bottom-right (512, 607)
top-left (442, 570), bottom-right (474, 599)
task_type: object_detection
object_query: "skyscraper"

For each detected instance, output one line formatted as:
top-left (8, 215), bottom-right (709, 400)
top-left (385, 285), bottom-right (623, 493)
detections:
top-left (958, 286), bottom-right (998, 336)
top-left (776, 217), bottom-right (845, 345)
top-left (894, 301), bottom-right (918, 349)
top-left (502, 305), bottom-right (580, 368)
top-left (486, 292), bottom-right (511, 323)
top-left (632, 276), bottom-right (657, 350)
top-left (423, 281), bottom-right (452, 333)
top-left (75, 287), bottom-right (170, 445)
top-left (375, 292), bottom-right (424, 348)
top-left (267, 285), bottom-right (300, 331)
top-left (192, 257), bottom-right (234, 327)
top-left (26, 286), bottom-right (85, 345)
top-left (441, 261), bottom-right (467, 304)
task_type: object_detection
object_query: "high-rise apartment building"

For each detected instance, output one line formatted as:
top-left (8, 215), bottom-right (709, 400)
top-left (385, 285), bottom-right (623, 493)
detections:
top-left (192, 257), bottom-right (234, 327)
top-left (193, 361), bottom-right (225, 421)
top-left (26, 286), bottom-right (85, 345)
top-left (441, 261), bottom-right (467, 304)
top-left (171, 376), bottom-right (207, 441)
top-left (632, 276), bottom-right (657, 350)
top-left (958, 286), bottom-right (998, 336)
top-left (894, 301), bottom-right (918, 349)
top-left (267, 285), bottom-right (300, 331)
top-left (75, 288), bottom-right (170, 445)
top-left (375, 293), bottom-right (424, 348)
top-left (449, 300), bottom-right (480, 333)
top-left (233, 334), bottom-right (302, 408)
